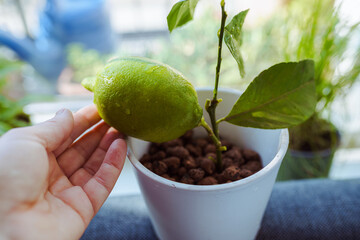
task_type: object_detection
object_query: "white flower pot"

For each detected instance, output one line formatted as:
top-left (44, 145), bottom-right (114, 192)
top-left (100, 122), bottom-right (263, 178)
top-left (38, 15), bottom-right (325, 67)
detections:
top-left (128, 88), bottom-right (289, 240)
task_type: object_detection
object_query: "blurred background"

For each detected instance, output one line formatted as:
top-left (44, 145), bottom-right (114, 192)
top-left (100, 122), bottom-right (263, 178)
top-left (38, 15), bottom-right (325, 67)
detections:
top-left (0, 0), bottom-right (359, 194)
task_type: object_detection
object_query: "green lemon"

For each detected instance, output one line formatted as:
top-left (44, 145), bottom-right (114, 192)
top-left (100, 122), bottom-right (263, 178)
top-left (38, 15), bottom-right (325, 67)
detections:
top-left (82, 57), bottom-right (203, 143)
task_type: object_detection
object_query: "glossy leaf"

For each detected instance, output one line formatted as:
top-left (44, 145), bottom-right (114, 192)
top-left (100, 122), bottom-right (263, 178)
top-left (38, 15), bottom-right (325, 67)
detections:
top-left (224, 60), bottom-right (316, 129)
top-left (167, 0), bottom-right (199, 33)
top-left (224, 9), bottom-right (249, 78)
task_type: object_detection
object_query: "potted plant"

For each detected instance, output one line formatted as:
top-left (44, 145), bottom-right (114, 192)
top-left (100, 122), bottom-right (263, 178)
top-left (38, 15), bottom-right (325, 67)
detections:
top-left (82, 0), bottom-right (316, 239)
top-left (275, 0), bottom-right (360, 180)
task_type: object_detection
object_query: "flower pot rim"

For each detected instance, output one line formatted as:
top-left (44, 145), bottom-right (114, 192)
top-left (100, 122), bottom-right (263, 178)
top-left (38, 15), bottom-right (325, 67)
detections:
top-left (128, 87), bottom-right (289, 192)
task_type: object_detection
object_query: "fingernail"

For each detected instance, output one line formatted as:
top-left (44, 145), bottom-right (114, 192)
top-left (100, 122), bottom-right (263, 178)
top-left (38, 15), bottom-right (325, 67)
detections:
top-left (56, 108), bottom-right (66, 116)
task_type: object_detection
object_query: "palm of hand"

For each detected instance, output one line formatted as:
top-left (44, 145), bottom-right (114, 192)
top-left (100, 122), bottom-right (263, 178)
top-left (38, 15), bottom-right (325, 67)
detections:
top-left (0, 106), bottom-right (126, 240)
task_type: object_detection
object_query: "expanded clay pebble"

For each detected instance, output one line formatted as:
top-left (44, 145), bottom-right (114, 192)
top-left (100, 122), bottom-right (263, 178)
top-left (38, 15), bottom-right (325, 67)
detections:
top-left (193, 138), bottom-right (208, 148)
top-left (151, 151), bottom-right (166, 161)
top-left (224, 146), bottom-right (244, 164)
top-left (188, 168), bottom-right (205, 182)
top-left (180, 174), bottom-right (195, 184)
top-left (199, 157), bottom-right (216, 175)
top-left (163, 157), bottom-right (181, 170)
top-left (223, 166), bottom-right (242, 181)
top-left (222, 157), bottom-right (235, 169)
top-left (197, 177), bottom-right (218, 185)
top-left (166, 146), bottom-right (190, 159)
top-left (243, 161), bottom-right (262, 172)
top-left (183, 156), bottom-right (198, 169)
top-left (185, 144), bottom-right (202, 157)
top-left (242, 149), bottom-right (261, 162)
top-left (204, 144), bottom-right (217, 154)
top-left (153, 161), bottom-right (168, 175)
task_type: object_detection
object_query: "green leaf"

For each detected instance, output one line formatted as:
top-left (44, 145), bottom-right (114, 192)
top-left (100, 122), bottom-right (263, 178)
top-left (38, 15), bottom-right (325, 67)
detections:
top-left (224, 60), bottom-right (316, 129)
top-left (0, 121), bottom-right (12, 136)
top-left (167, 0), bottom-right (199, 33)
top-left (224, 9), bottom-right (249, 78)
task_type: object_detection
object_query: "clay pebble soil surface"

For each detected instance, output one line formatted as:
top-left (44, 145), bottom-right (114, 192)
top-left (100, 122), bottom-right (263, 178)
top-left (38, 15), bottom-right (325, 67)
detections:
top-left (140, 130), bottom-right (263, 185)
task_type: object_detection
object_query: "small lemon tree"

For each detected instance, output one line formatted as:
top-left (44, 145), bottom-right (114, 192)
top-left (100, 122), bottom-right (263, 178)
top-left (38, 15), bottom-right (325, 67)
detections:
top-left (83, 0), bottom-right (316, 172)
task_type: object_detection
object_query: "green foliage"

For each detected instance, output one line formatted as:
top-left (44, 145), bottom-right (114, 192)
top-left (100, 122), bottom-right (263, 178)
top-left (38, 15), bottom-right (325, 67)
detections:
top-left (224, 9), bottom-right (248, 78)
top-left (224, 60), bottom-right (316, 128)
top-left (262, 0), bottom-right (360, 113)
top-left (0, 58), bottom-right (22, 88)
top-left (67, 44), bottom-right (110, 83)
top-left (167, 0), bottom-right (199, 33)
top-left (263, 0), bottom-right (360, 154)
top-left (253, 0), bottom-right (360, 179)
top-left (0, 95), bottom-right (30, 133)
top-left (0, 58), bottom-right (30, 135)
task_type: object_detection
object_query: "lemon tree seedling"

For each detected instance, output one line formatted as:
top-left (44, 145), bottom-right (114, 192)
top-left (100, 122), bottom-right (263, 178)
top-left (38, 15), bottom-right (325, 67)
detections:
top-left (83, 0), bottom-right (316, 172)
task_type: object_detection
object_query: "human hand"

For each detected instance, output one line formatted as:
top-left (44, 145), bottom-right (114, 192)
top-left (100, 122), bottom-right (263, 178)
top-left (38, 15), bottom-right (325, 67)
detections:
top-left (0, 105), bottom-right (127, 240)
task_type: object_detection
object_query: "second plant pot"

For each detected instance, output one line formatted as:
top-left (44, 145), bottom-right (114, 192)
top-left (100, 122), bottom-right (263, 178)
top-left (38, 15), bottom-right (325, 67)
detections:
top-left (128, 88), bottom-right (289, 240)
top-left (277, 118), bottom-right (340, 181)
top-left (277, 146), bottom-right (336, 180)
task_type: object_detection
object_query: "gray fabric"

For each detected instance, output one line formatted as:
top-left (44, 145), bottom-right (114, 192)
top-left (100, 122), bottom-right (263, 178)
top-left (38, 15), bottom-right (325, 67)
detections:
top-left (257, 178), bottom-right (360, 240)
top-left (81, 195), bottom-right (157, 240)
top-left (81, 178), bottom-right (360, 240)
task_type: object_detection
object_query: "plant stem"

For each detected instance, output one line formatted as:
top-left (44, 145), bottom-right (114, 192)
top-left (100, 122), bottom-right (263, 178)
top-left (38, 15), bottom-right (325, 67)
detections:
top-left (199, 117), bottom-right (227, 171)
top-left (216, 117), bottom-right (226, 125)
top-left (213, 0), bottom-right (227, 102)
top-left (205, 0), bottom-right (227, 171)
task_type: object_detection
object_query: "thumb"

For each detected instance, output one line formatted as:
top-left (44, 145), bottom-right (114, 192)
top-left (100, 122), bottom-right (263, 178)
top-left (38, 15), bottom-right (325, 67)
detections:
top-left (29, 109), bottom-right (74, 151)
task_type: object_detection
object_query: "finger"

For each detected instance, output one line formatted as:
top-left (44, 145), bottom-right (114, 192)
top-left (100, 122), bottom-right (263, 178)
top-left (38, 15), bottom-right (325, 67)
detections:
top-left (21, 109), bottom-right (74, 151)
top-left (69, 128), bottom-right (121, 187)
top-left (83, 138), bottom-right (126, 213)
top-left (55, 186), bottom-right (94, 226)
top-left (54, 105), bottom-right (101, 157)
top-left (72, 105), bottom-right (101, 140)
top-left (58, 122), bottom-right (110, 177)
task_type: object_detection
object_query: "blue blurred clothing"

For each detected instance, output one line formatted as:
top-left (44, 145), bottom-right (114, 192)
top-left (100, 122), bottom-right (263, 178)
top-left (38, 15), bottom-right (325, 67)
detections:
top-left (81, 179), bottom-right (360, 240)
top-left (0, 0), bottom-right (115, 81)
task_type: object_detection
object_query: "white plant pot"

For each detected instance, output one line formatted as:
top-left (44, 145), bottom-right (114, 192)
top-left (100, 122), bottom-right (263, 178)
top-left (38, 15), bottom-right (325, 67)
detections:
top-left (128, 88), bottom-right (289, 240)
